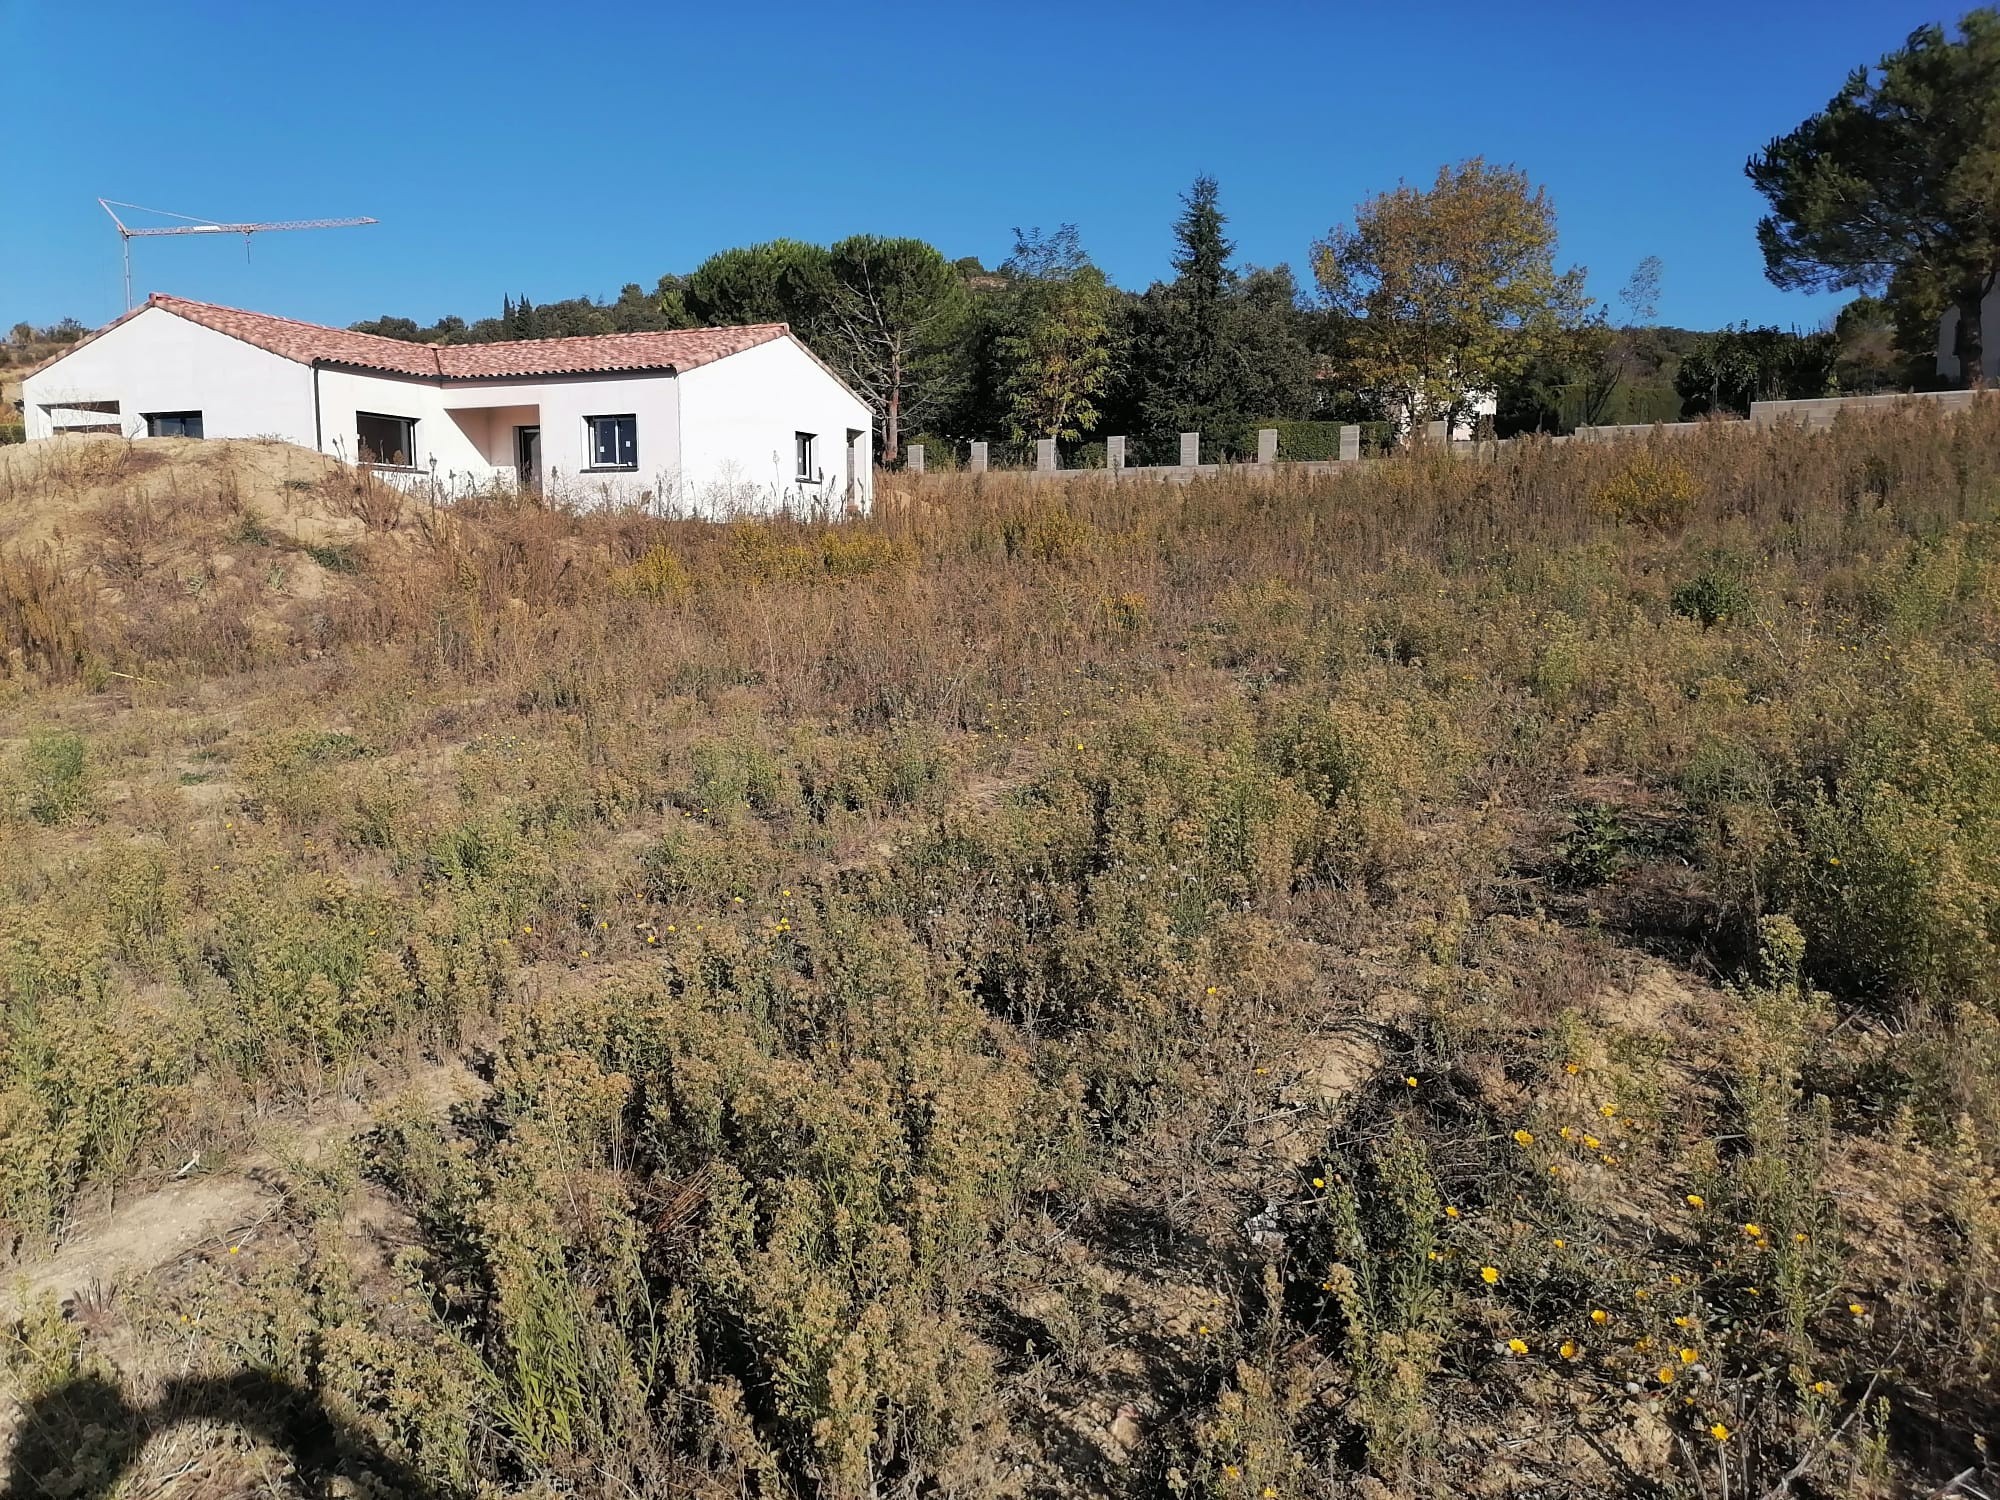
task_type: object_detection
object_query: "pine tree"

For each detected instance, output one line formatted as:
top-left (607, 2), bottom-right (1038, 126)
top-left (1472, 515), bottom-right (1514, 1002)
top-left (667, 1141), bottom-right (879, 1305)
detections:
top-left (1121, 177), bottom-right (1312, 454)
top-left (1749, 11), bottom-right (2000, 388)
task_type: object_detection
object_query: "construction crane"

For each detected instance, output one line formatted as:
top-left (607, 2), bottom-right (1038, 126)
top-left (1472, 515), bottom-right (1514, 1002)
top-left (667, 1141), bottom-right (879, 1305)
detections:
top-left (98, 198), bottom-right (378, 310)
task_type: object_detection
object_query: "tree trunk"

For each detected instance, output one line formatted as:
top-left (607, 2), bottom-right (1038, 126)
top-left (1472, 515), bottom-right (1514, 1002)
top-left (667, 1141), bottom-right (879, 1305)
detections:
top-left (1955, 282), bottom-right (1989, 391)
top-left (886, 346), bottom-right (903, 464)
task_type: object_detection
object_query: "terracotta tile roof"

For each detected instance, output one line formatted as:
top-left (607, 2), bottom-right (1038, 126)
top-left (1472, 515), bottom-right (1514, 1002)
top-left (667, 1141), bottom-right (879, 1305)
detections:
top-left (151, 294), bottom-right (443, 375)
top-left (434, 323), bottom-right (788, 378)
top-left (32, 294), bottom-right (790, 382)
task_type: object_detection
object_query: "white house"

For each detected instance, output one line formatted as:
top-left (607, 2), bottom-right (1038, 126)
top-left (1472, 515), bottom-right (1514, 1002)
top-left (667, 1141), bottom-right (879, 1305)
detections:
top-left (21, 294), bottom-right (874, 514)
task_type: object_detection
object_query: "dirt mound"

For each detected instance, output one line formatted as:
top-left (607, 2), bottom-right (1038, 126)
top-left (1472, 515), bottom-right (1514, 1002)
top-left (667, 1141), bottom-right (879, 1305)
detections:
top-left (0, 435), bottom-right (404, 549)
top-left (0, 437), bottom-right (438, 674)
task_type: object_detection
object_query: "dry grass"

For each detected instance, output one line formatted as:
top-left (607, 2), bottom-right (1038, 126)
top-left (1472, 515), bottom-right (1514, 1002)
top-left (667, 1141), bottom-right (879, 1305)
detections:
top-left (0, 412), bottom-right (1996, 1498)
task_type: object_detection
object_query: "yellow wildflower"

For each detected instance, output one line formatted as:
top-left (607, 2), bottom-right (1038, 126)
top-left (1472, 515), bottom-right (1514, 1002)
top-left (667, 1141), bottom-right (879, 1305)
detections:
top-left (1513, 1129), bottom-right (1535, 1146)
top-left (1481, 1266), bottom-right (1500, 1285)
top-left (1710, 1422), bottom-right (1730, 1441)
top-left (1507, 1338), bottom-right (1528, 1354)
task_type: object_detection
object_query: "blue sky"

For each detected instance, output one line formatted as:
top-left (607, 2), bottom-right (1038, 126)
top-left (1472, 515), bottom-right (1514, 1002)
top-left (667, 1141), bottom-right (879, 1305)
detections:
top-left (0, 0), bottom-right (1953, 333)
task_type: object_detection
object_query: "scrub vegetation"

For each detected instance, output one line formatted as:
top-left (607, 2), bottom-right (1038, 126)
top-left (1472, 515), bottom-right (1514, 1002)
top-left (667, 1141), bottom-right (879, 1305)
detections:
top-left (0, 412), bottom-right (1996, 1498)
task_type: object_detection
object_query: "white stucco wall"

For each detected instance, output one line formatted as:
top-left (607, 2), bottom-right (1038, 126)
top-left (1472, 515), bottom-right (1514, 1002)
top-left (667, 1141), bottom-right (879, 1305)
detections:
top-left (20, 306), bottom-right (314, 443)
top-left (313, 367), bottom-right (682, 503)
top-left (675, 336), bottom-right (873, 515)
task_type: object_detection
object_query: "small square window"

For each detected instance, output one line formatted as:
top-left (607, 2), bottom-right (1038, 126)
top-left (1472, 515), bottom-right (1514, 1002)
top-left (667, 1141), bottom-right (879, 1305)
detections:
top-left (144, 411), bottom-right (203, 438)
top-left (588, 415), bottom-right (637, 469)
top-left (795, 431), bottom-right (816, 481)
top-left (356, 411), bottom-right (417, 467)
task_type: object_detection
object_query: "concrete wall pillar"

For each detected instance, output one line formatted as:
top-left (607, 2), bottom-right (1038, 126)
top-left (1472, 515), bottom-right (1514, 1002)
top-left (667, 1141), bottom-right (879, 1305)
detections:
top-left (1338, 424), bottom-right (1360, 462)
top-left (1035, 437), bottom-right (1057, 471)
top-left (1425, 419), bottom-right (1448, 446)
top-left (1107, 435), bottom-right (1126, 473)
top-left (906, 443), bottom-right (924, 474)
top-left (1257, 428), bottom-right (1278, 465)
top-left (1179, 432), bottom-right (1199, 467)
top-left (969, 441), bottom-right (988, 473)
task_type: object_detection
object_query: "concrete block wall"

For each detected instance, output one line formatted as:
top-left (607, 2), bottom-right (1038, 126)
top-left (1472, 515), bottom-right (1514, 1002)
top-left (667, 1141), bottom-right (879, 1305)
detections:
top-left (934, 423), bottom-right (1396, 483)
top-left (1749, 389), bottom-right (1989, 429)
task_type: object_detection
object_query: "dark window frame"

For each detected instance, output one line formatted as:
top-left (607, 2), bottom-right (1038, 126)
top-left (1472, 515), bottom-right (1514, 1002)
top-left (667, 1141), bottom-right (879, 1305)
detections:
top-left (585, 414), bottom-right (638, 471)
top-left (143, 410), bottom-right (204, 439)
top-left (795, 430), bottom-right (817, 482)
top-left (356, 411), bottom-right (418, 468)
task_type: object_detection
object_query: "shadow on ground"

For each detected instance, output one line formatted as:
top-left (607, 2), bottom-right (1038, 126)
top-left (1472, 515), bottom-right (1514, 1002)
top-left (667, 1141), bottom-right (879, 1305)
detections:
top-left (2, 1370), bottom-right (445, 1499)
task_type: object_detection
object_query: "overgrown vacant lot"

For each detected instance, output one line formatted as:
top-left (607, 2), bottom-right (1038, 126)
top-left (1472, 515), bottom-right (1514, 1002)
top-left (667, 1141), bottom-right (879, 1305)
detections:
top-left (0, 417), bottom-right (1996, 1499)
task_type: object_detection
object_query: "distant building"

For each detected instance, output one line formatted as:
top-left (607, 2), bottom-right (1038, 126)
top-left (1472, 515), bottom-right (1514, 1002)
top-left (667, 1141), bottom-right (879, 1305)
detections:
top-left (21, 294), bottom-right (873, 514)
top-left (1392, 389), bottom-right (1498, 443)
top-left (1936, 291), bottom-right (2000, 384)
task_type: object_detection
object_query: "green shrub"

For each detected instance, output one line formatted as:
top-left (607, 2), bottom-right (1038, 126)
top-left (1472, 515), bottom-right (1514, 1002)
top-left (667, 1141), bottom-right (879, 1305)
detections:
top-left (20, 727), bottom-right (90, 825)
top-left (1671, 558), bottom-right (1754, 627)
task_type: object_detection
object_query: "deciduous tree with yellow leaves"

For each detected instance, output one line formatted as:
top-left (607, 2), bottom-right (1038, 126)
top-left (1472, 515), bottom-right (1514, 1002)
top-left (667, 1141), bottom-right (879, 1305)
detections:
top-left (1314, 159), bottom-right (1595, 442)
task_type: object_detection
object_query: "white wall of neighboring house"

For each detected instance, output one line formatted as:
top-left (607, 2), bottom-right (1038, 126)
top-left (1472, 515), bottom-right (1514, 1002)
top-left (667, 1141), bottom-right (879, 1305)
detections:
top-left (313, 367), bottom-right (683, 503)
top-left (1936, 292), bottom-right (2000, 382)
top-left (676, 335), bottom-right (873, 514)
top-left (20, 306), bottom-right (314, 443)
top-left (1389, 389), bottom-right (1498, 443)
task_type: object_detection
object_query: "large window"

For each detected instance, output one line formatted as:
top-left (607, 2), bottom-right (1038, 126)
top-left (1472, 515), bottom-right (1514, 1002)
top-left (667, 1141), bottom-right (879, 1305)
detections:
top-left (45, 399), bottom-right (120, 435)
top-left (356, 411), bottom-right (417, 467)
top-left (795, 431), bottom-right (817, 482)
top-left (587, 414), bottom-right (637, 470)
top-left (144, 411), bottom-right (203, 438)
